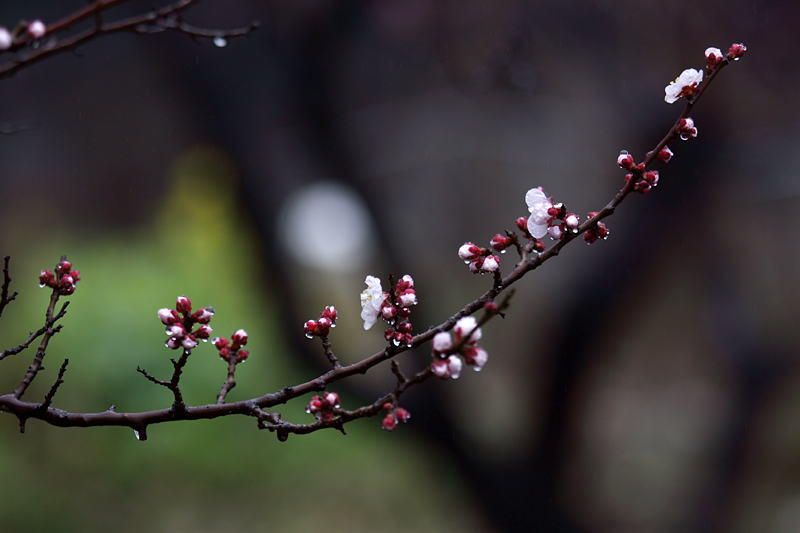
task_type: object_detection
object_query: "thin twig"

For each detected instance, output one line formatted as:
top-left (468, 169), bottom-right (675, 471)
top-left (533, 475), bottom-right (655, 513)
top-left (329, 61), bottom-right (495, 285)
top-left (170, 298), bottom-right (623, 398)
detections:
top-left (39, 359), bottom-right (69, 411)
top-left (1, 301), bottom-right (69, 361)
top-left (0, 256), bottom-right (19, 317)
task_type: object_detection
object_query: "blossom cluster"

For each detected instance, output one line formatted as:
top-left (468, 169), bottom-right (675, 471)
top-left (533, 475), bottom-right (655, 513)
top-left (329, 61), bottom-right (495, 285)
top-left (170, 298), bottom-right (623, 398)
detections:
top-left (211, 330), bottom-right (249, 363)
top-left (306, 392), bottom-right (340, 422)
top-left (303, 306), bottom-right (338, 338)
top-left (360, 274), bottom-right (418, 347)
top-left (430, 316), bottom-right (489, 379)
top-left (458, 242), bottom-right (501, 274)
top-left (157, 296), bottom-right (214, 351)
top-left (39, 259), bottom-right (80, 295)
top-left (0, 20), bottom-right (46, 51)
top-left (381, 403), bottom-right (410, 431)
top-left (524, 187), bottom-right (580, 241)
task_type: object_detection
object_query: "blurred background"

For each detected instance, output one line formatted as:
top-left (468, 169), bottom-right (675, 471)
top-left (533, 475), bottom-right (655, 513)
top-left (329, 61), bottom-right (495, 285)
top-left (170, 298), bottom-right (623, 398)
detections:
top-left (0, 1), bottom-right (798, 531)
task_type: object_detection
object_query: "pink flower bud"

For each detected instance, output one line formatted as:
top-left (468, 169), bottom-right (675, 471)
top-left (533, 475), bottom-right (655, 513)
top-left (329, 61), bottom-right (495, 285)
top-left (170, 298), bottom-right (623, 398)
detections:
top-left (219, 347), bottom-right (231, 361)
top-left (27, 20), bottom-right (46, 39)
top-left (617, 153), bottom-right (635, 170)
top-left (458, 242), bottom-right (482, 261)
top-left (397, 290), bottom-right (418, 307)
top-left (56, 260), bottom-right (72, 275)
top-left (0, 27), bottom-right (11, 51)
top-left (382, 414), bottom-right (397, 431)
top-left (454, 316), bottom-right (481, 343)
top-left (548, 225), bottom-right (564, 240)
top-left (39, 270), bottom-right (55, 288)
top-left (656, 146), bottom-right (673, 163)
top-left (237, 349), bottom-right (249, 362)
top-left (468, 259), bottom-right (482, 274)
top-left (643, 171), bottom-right (659, 186)
top-left (533, 239), bottom-right (545, 253)
top-left (397, 306), bottom-right (411, 318)
top-left (316, 317), bottom-right (332, 336)
top-left (396, 275), bottom-right (414, 291)
top-left (320, 306), bottom-right (337, 323)
top-left (181, 336), bottom-right (198, 350)
top-left (515, 217), bottom-right (531, 237)
top-left (158, 308), bottom-right (179, 325)
top-left (564, 214), bottom-right (580, 230)
top-left (490, 234), bottom-right (512, 252)
top-left (397, 322), bottom-right (413, 334)
top-left (167, 323), bottom-right (186, 337)
top-left (705, 47), bottom-right (723, 69)
top-left (193, 307), bottom-right (215, 324)
top-left (464, 346), bottom-right (489, 370)
top-left (395, 407), bottom-right (410, 422)
top-left (384, 327), bottom-right (396, 341)
top-left (727, 43), bottom-right (746, 60)
top-left (446, 355), bottom-right (462, 379)
top-left (304, 320), bottom-right (318, 337)
top-left (231, 329), bottom-right (248, 348)
top-left (481, 255), bottom-right (499, 272)
top-left (381, 305), bottom-right (397, 321)
top-left (166, 337), bottom-right (181, 350)
top-left (212, 337), bottom-right (229, 349)
top-left (307, 397), bottom-right (323, 414)
top-left (323, 392), bottom-right (340, 408)
top-left (194, 325), bottom-right (212, 339)
top-left (176, 296), bottom-right (192, 314)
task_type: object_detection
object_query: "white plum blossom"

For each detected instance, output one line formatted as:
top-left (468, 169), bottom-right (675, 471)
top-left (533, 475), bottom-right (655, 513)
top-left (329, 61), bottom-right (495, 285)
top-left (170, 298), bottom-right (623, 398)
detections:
top-left (360, 275), bottom-right (386, 330)
top-left (525, 188), bottom-right (553, 238)
top-left (664, 68), bottom-right (703, 104)
top-left (432, 332), bottom-right (452, 353)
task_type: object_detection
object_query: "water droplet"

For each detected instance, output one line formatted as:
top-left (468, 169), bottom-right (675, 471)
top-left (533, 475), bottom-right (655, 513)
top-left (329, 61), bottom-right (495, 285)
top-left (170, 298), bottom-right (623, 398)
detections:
top-left (38, 283), bottom-right (46, 288)
top-left (330, 323), bottom-right (336, 328)
top-left (392, 339), bottom-right (401, 346)
top-left (464, 260), bottom-right (470, 264)
top-left (305, 408), bottom-right (311, 414)
top-left (213, 36), bottom-right (227, 48)
top-left (406, 343), bottom-right (412, 348)
top-left (134, 429), bottom-right (141, 440)
top-left (202, 338), bottom-right (208, 342)
top-left (474, 366), bottom-right (483, 372)
top-left (500, 250), bottom-right (506, 254)
top-left (305, 333), bottom-right (313, 339)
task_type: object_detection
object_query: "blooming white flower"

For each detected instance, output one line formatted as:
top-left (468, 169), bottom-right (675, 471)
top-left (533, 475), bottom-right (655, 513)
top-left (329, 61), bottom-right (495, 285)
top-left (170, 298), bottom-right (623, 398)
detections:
top-left (360, 275), bottom-right (385, 330)
top-left (664, 68), bottom-right (703, 104)
top-left (525, 188), bottom-right (553, 238)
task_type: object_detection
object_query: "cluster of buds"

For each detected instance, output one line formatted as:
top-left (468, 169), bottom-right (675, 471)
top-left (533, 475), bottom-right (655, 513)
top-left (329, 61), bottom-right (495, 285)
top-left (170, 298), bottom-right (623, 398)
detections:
top-left (211, 330), bottom-right (249, 363)
top-left (0, 20), bottom-right (47, 51)
top-left (458, 242), bottom-right (501, 274)
top-left (583, 212), bottom-right (610, 244)
top-left (381, 403), bottom-right (410, 431)
top-left (303, 306), bottom-right (338, 338)
top-left (39, 259), bottom-right (80, 296)
top-left (361, 275), bottom-right (419, 347)
top-left (306, 392), bottom-right (340, 422)
top-left (727, 43), bottom-right (746, 61)
top-left (430, 316), bottom-right (489, 379)
top-left (619, 149), bottom-right (670, 194)
top-left (157, 296), bottom-right (214, 351)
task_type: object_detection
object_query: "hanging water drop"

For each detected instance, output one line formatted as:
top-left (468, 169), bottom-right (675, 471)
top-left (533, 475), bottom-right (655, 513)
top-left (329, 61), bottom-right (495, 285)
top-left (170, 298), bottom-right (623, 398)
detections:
top-left (213, 36), bottom-right (227, 48)
top-left (500, 250), bottom-right (506, 254)
top-left (330, 323), bottom-right (336, 328)
top-left (134, 429), bottom-right (141, 440)
top-left (305, 333), bottom-right (313, 339)
top-left (474, 366), bottom-right (483, 372)
top-left (39, 283), bottom-right (46, 288)
top-left (392, 338), bottom-right (401, 346)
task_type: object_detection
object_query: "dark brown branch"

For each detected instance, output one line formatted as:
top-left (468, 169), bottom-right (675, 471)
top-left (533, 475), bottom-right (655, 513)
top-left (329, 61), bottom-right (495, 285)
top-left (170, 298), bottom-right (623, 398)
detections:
top-left (0, 301), bottom-right (69, 361)
top-left (0, 54), bottom-right (742, 438)
top-left (216, 358), bottom-right (238, 404)
top-left (39, 359), bottom-right (69, 411)
top-left (0, 0), bottom-right (259, 80)
top-left (320, 336), bottom-right (340, 368)
top-left (12, 283), bottom-right (64, 400)
top-left (0, 256), bottom-right (18, 317)
top-left (137, 349), bottom-right (192, 412)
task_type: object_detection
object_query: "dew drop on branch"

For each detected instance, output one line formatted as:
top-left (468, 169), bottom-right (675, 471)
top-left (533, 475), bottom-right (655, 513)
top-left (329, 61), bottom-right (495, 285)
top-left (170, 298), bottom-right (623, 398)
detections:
top-left (213, 37), bottom-right (227, 48)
